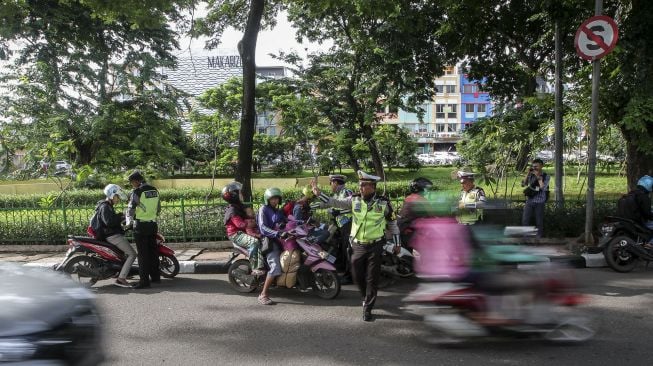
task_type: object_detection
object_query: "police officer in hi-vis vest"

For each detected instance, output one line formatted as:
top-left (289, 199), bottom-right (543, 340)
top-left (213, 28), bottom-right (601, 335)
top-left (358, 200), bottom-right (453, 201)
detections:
top-left (126, 170), bottom-right (161, 289)
top-left (457, 171), bottom-right (486, 225)
top-left (311, 170), bottom-right (401, 322)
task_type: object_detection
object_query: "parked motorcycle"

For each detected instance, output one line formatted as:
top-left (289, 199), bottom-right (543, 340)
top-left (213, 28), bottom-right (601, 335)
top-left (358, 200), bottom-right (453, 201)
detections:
top-left (404, 249), bottom-right (595, 345)
top-left (596, 215), bottom-right (653, 272)
top-left (226, 221), bottom-right (341, 299)
top-left (55, 232), bottom-right (179, 286)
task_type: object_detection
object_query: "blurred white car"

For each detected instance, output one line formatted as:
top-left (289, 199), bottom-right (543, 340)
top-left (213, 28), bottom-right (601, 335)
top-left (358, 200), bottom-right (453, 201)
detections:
top-left (55, 160), bottom-right (73, 171)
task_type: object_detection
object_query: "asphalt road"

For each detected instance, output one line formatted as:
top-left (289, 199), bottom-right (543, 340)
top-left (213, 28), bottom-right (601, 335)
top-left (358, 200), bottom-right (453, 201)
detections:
top-left (94, 267), bottom-right (653, 366)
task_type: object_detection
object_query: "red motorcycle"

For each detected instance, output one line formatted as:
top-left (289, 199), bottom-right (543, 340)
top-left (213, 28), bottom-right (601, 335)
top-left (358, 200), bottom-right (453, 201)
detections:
top-left (55, 231), bottom-right (179, 286)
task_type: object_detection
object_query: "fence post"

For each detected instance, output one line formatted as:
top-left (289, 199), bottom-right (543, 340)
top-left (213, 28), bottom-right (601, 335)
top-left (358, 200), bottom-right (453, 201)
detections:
top-left (180, 197), bottom-right (187, 242)
top-left (61, 199), bottom-right (68, 234)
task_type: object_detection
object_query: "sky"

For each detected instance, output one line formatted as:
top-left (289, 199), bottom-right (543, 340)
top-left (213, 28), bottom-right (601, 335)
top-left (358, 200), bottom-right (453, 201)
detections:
top-left (176, 11), bottom-right (331, 67)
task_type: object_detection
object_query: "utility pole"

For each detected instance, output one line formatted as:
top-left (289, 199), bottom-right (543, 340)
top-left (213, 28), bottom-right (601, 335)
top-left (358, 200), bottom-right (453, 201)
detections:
top-left (554, 18), bottom-right (564, 209)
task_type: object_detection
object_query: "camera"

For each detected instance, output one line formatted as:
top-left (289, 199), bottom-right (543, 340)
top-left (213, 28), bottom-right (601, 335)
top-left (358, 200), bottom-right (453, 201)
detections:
top-left (529, 168), bottom-right (534, 172)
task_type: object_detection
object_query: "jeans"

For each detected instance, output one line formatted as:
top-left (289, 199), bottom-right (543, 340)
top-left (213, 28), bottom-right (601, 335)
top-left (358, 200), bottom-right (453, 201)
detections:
top-left (522, 201), bottom-right (545, 238)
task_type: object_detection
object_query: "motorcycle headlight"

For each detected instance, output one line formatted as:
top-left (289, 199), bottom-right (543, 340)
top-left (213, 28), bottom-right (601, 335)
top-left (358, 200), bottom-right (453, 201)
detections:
top-left (600, 224), bottom-right (615, 236)
top-left (0, 338), bottom-right (37, 362)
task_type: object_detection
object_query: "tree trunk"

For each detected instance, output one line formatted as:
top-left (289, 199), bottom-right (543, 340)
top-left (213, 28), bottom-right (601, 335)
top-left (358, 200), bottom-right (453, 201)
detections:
top-left (234, 0), bottom-right (265, 202)
top-left (362, 125), bottom-right (385, 179)
top-left (625, 133), bottom-right (653, 191)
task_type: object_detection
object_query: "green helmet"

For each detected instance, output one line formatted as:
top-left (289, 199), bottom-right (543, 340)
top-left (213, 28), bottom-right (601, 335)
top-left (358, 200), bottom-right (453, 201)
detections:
top-left (263, 187), bottom-right (282, 204)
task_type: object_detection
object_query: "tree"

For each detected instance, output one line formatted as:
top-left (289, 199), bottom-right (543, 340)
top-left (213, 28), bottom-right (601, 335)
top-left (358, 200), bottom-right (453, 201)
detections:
top-left (0, 0), bottom-right (195, 171)
top-left (374, 125), bottom-right (418, 171)
top-left (284, 0), bottom-right (448, 179)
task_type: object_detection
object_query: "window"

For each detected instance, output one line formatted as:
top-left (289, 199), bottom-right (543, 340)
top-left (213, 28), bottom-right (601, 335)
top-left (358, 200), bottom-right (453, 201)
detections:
top-left (444, 66), bottom-right (456, 75)
top-left (258, 128), bottom-right (266, 134)
top-left (436, 104), bottom-right (445, 118)
top-left (463, 122), bottom-right (473, 130)
top-left (447, 104), bottom-right (457, 118)
top-left (435, 84), bottom-right (445, 93)
top-left (465, 104), bottom-right (475, 118)
top-left (477, 104), bottom-right (487, 115)
top-left (445, 85), bottom-right (456, 93)
top-left (447, 123), bottom-right (457, 132)
top-left (463, 84), bottom-right (477, 93)
top-left (436, 123), bottom-right (445, 133)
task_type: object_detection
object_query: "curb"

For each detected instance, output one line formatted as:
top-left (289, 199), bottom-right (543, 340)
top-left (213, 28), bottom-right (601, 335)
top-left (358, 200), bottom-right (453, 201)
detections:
top-left (21, 255), bottom-right (590, 274)
top-left (0, 241), bottom-right (233, 253)
top-left (22, 260), bottom-right (232, 274)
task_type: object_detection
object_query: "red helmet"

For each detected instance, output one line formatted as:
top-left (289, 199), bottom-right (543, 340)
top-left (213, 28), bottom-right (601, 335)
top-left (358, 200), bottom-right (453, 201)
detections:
top-left (222, 182), bottom-right (243, 202)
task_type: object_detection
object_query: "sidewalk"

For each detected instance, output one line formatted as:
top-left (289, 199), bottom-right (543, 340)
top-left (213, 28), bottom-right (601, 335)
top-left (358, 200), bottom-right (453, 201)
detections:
top-left (0, 239), bottom-right (601, 274)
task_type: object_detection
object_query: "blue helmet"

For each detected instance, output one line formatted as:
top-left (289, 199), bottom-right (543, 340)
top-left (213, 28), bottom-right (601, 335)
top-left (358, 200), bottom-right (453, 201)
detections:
top-left (637, 175), bottom-right (653, 193)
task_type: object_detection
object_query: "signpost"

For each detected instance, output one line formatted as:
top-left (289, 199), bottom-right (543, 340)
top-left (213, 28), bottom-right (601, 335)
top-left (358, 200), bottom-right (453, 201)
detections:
top-left (574, 1), bottom-right (619, 245)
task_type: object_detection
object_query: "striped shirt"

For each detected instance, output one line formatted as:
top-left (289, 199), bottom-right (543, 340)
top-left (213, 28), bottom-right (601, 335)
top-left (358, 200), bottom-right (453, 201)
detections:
top-left (526, 174), bottom-right (550, 204)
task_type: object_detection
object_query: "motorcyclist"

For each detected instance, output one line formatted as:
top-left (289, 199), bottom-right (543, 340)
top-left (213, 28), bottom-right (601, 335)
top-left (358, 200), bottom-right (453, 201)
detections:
top-left (97, 184), bottom-right (136, 288)
top-left (398, 177), bottom-right (433, 246)
top-left (222, 182), bottom-right (266, 277)
top-left (617, 175), bottom-right (653, 233)
top-left (257, 187), bottom-right (288, 305)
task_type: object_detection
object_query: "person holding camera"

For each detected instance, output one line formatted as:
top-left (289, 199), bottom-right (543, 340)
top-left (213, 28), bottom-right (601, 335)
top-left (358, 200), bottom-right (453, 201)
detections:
top-left (521, 158), bottom-right (550, 238)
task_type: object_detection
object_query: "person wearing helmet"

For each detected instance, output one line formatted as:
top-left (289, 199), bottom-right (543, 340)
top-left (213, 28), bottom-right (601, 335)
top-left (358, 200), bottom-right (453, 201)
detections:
top-left (617, 175), bottom-right (653, 229)
top-left (457, 172), bottom-right (486, 225)
top-left (222, 182), bottom-right (266, 278)
top-left (521, 159), bottom-right (550, 238)
top-left (310, 174), bottom-right (354, 283)
top-left (126, 170), bottom-right (161, 289)
top-left (96, 184), bottom-right (135, 288)
top-left (257, 187), bottom-right (288, 305)
top-left (398, 177), bottom-right (433, 245)
top-left (292, 186), bottom-right (315, 221)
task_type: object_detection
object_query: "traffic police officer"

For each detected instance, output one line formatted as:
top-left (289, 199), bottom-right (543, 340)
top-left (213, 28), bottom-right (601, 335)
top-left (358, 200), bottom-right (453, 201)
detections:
top-left (126, 170), bottom-right (161, 289)
top-left (310, 174), bottom-right (354, 283)
top-left (457, 171), bottom-right (486, 225)
top-left (311, 171), bottom-right (400, 321)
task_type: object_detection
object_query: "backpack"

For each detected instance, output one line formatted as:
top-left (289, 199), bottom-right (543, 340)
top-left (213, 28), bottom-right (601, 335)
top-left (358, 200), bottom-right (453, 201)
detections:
top-left (88, 201), bottom-right (108, 239)
top-left (617, 191), bottom-right (638, 220)
top-left (282, 200), bottom-right (296, 218)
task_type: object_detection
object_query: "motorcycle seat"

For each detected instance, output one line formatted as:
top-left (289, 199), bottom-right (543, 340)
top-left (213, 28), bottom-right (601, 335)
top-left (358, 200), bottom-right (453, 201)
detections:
top-left (69, 235), bottom-right (125, 254)
top-left (605, 216), bottom-right (653, 234)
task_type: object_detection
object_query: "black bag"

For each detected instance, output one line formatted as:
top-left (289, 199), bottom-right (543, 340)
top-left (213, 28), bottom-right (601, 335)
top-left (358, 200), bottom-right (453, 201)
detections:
top-left (88, 201), bottom-right (107, 239)
top-left (523, 184), bottom-right (539, 198)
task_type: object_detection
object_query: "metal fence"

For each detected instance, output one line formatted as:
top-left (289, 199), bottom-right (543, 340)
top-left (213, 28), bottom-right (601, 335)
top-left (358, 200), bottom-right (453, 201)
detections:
top-left (0, 195), bottom-right (618, 245)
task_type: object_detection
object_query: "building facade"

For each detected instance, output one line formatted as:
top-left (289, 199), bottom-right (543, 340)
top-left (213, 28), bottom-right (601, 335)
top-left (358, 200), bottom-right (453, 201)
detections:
top-left (378, 66), bottom-right (494, 154)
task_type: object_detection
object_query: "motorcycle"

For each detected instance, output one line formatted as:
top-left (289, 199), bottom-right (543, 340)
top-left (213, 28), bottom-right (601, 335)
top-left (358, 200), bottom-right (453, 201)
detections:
top-left (595, 215), bottom-right (653, 272)
top-left (226, 220), bottom-right (341, 299)
top-left (403, 243), bottom-right (595, 345)
top-left (378, 242), bottom-right (415, 288)
top-left (55, 231), bottom-right (179, 286)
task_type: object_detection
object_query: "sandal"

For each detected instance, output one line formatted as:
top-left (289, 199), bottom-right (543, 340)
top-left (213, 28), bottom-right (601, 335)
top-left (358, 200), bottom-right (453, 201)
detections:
top-left (115, 279), bottom-right (133, 288)
top-left (258, 295), bottom-right (273, 305)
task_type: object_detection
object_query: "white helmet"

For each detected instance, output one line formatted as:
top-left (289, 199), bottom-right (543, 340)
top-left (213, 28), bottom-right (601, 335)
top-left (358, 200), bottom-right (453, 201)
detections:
top-left (104, 184), bottom-right (127, 200)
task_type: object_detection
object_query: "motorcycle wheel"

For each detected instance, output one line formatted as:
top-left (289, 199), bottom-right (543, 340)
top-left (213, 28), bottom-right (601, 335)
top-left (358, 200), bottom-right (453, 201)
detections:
top-left (544, 317), bottom-right (596, 343)
top-left (63, 255), bottom-right (100, 287)
top-left (397, 256), bottom-right (415, 277)
top-left (603, 235), bottom-right (639, 273)
top-left (159, 254), bottom-right (179, 278)
top-left (313, 269), bottom-right (341, 299)
top-left (227, 259), bottom-right (258, 293)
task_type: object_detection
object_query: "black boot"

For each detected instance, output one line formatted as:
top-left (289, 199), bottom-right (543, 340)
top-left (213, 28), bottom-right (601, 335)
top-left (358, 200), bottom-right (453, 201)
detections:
top-left (363, 308), bottom-right (374, 322)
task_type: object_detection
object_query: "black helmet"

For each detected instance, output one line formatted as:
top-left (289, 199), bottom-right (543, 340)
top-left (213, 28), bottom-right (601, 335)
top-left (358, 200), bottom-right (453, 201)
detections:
top-left (409, 177), bottom-right (433, 193)
top-left (127, 170), bottom-right (144, 182)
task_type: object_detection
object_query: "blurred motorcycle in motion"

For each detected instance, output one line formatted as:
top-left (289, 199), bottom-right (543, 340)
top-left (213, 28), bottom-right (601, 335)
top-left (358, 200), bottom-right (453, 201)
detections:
top-left (403, 219), bottom-right (595, 345)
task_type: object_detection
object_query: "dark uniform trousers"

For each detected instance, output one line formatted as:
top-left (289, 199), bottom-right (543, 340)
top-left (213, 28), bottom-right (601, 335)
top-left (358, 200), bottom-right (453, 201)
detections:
top-left (134, 221), bottom-right (160, 284)
top-left (337, 221), bottom-right (353, 274)
top-left (351, 240), bottom-right (383, 311)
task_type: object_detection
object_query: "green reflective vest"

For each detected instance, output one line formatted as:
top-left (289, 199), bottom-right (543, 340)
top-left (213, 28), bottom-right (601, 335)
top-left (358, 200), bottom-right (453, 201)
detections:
top-left (457, 187), bottom-right (484, 225)
top-left (135, 185), bottom-right (159, 222)
top-left (350, 196), bottom-right (387, 242)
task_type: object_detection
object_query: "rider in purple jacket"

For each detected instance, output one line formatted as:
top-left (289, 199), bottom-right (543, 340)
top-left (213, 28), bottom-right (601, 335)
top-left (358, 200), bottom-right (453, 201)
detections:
top-left (256, 187), bottom-right (288, 305)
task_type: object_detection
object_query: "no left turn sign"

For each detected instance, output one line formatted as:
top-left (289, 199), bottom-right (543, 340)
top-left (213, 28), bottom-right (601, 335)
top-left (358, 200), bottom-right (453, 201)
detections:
top-left (574, 15), bottom-right (619, 61)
